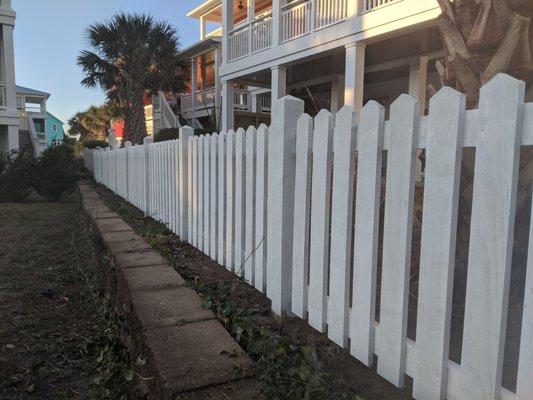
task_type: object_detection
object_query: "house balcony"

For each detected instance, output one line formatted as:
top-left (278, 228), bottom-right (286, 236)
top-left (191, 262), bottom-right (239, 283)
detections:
top-left (222, 0), bottom-right (440, 76)
top-left (181, 87), bottom-right (271, 116)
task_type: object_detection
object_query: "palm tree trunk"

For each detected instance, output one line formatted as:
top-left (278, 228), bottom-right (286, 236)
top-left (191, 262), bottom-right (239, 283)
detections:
top-left (129, 90), bottom-right (147, 144)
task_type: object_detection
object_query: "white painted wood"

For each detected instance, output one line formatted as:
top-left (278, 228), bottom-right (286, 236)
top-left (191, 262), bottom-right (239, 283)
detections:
top-left (218, 131), bottom-right (227, 266)
top-left (244, 126), bottom-right (257, 283)
top-left (413, 87), bottom-right (465, 400)
top-left (291, 113), bottom-right (313, 318)
top-left (226, 130), bottom-right (236, 270)
top-left (266, 96), bottom-right (304, 315)
top-left (459, 74), bottom-right (525, 400)
top-left (234, 128), bottom-right (246, 274)
top-left (192, 137), bottom-right (198, 247)
top-left (179, 127), bottom-right (193, 241)
top-left (187, 136), bottom-right (194, 244)
top-left (198, 136), bottom-right (204, 251)
top-left (210, 133), bottom-right (219, 260)
top-left (378, 94), bottom-right (419, 387)
top-left (308, 109), bottom-right (334, 332)
top-left (328, 105), bottom-right (356, 347)
top-left (350, 100), bottom-right (384, 366)
top-left (255, 124), bottom-right (269, 293)
top-left (517, 189), bottom-right (533, 400)
top-left (203, 135), bottom-right (211, 253)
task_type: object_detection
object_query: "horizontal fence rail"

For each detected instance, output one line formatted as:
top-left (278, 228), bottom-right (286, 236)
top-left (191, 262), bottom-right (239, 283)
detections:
top-left (85, 74), bottom-right (533, 400)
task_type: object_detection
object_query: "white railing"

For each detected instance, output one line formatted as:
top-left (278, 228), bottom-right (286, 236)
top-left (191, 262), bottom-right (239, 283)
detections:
top-left (228, 14), bottom-right (273, 62)
top-left (87, 74), bottom-right (533, 400)
top-left (154, 92), bottom-right (180, 131)
top-left (259, 96), bottom-right (271, 112)
top-left (234, 89), bottom-right (251, 110)
top-left (282, 0), bottom-right (348, 42)
top-left (362, 0), bottom-right (400, 12)
top-left (181, 88), bottom-right (216, 113)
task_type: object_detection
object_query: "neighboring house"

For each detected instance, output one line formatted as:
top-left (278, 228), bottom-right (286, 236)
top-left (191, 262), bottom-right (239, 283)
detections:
top-left (0, 0), bottom-right (19, 155)
top-left (16, 85), bottom-right (50, 156)
top-left (181, 0), bottom-right (445, 132)
top-left (45, 112), bottom-right (65, 146)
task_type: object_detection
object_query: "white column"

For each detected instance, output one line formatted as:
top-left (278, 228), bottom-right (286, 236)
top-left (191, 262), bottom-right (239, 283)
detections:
top-left (330, 74), bottom-right (345, 114)
top-left (191, 57), bottom-right (197, 114)
top-left (7, 125), bottom-right (18, 152)
top-left (344, 42), bottom-right (366, 119)
top-left (408, 57), bottom-right (429, 115)
top-left (222, 80), bottom-right (234, 132)
top-left (200, 16), bottom-right (206, 40)
top-left (271, 65), bottom-right (287, 108)
top-left (251, 94), bottom-right (258, 112)
top-left (214, 46), bottom-right (222, 129)
top-left (2, 24), bottom-right (16, 110)
top-left (222, 0), bottom-right (234, 64)
top-left (272, 0), bottom-right (281, 46)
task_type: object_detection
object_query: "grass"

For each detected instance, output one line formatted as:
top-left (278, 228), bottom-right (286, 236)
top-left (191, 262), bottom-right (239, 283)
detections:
top-left (0, 193), bottom-right (141, 399)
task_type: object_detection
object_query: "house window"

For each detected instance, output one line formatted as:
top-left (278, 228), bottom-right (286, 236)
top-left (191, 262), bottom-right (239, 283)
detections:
top-left (53, 124), bottom-right (57, 132)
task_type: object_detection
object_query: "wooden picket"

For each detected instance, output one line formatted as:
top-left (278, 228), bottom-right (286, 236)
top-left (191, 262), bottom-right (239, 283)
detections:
top-left (85, 74), bottom-right (533, 400)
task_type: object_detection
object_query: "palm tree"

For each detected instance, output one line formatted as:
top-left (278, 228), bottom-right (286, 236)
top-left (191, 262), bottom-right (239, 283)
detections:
top-left (436, 0), bottom-right (532, 107)
top-left (78, 13), bottom-right (188, 144)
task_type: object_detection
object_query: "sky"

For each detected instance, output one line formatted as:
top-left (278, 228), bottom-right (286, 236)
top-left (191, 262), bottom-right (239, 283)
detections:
top-left (13, 0), bottom-right (204, 127)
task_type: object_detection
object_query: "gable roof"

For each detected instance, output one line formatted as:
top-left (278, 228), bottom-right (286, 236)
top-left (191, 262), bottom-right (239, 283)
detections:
top-left (46, 111), bottom-right (64, 125)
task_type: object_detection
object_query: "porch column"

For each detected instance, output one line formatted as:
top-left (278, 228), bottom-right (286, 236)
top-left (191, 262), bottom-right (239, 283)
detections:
top-left (2, 24), bottom-right (16, 109)
top-left (330, 74), bottom-right (345, 114)
top-left (344, 42), bottom-right (366, 119)
top-left (221, 80), bottom-right (234, 132)
top-left (214, 46), bottom-right (222, 130)
top-left (222, 0), bottom-right (234, 64)
top-left (271, 65), bottom-right (287, 107)
top-left (251, 94), bottom-right (258, 113)
top-left (7, 125), bottom-right (18, 152)
top-left (408, 57), bottom-right (429, 115)
top-left (200, 16), bottom-right (206, 40)
top-left (191, 57), bottom-right (197, 120)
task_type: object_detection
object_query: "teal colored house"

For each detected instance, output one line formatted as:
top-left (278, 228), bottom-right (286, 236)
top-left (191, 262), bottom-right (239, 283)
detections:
top-left (45, 112), bottom-right (65, 146)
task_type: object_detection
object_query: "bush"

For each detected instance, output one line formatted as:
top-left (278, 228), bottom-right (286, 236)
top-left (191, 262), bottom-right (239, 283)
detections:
top-left (82, 139), bottom-right (109, 149)
top-left (153, 128), bottom-right (179, 143)
top-left (0, 149), bottom-right (35, 202)
top-left (33, 145), bottom-right (80, 201)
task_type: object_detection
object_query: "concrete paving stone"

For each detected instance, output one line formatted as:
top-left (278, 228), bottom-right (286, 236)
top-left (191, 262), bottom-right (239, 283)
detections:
top-left (114, 250), bottom-right (165, 269)
top-left (144, 320), bottom-right (253, 392)
top-left (122, 265), bottom-right (185, 292)
top-left (101, 230), bottom-right (144, 244)
top-left (132, 286), bottom-right (212, 328)
top-left (106, 239), bottom-right (153, 255)
top-left (96, 218), bottom-right (132, 233)
top-left (93, 211), bottom-right (119, 220)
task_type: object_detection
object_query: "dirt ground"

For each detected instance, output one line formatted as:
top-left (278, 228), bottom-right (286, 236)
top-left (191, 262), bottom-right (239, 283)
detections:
top-left (94, 182), bottom-right (415, 400)
top-left (0, 192), bottom-right (117, 399)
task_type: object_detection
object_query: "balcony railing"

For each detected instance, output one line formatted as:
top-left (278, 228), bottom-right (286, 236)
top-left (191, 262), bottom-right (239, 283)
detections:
top-left (181, 88), bottom-right (216, 113)
top-left (228, 13), bottom-right (273, 62)
top-left (282, 0), bottom-right (348, 43)
top-left (233, 89), bottom-right (251, 110)
top-left (362, 0), bottom-right (400, 12)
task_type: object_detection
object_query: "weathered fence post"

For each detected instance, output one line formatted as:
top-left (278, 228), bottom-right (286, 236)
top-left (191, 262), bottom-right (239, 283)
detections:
top-left (266, 95), bottom-right (304, 316)
top-left (178, 126), bottom-right (193, 241)
top-left (143, 136), bottom-right (153, 215)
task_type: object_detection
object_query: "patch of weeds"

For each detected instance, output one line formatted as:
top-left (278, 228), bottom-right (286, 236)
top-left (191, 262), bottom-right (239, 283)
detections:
top-left (108, 203), bottom-right (133, 222)
top-left (196, 283), bottom-right (362, 400)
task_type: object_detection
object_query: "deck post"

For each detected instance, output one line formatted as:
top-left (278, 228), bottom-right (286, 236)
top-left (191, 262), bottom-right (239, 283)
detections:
top-left (344, 42), bottom-right (365, 120)
top-left (221, 80), bottom-right (234, 132)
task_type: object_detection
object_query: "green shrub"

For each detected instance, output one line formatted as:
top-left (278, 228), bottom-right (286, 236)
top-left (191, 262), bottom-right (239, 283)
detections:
top-left (82, 139), bottom-right (109, 149)
top-left (0, 149), bottom-right (35, 202)
top-left (33, 145), bottom-right (80, 201)
top-left (153, 128), bottom-right (179, 143)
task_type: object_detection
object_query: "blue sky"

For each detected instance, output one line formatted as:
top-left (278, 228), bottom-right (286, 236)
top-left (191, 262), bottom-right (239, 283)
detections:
top-left (13, 0), bottom-right (203, 127)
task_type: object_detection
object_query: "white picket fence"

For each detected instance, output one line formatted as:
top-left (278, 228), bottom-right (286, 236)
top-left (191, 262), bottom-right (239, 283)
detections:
top-left (86, 74), bottom-right (533, 400)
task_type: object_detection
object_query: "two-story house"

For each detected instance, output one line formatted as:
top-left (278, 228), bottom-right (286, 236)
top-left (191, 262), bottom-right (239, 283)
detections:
top-left (0, 0), bottom-right (19, 155)
top-left (184, 0), bottom-right (445, 132)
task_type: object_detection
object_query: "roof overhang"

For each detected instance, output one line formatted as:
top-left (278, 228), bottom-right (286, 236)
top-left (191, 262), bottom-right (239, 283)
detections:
top-left (179, 37), bottom-right (221, 59)
top-left (187, 0), bottom-right (222, 23)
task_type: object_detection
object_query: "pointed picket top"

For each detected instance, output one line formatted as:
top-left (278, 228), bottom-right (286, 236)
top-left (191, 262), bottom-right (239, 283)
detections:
top-left (360, 100), bottom-right (385, 132)
top-left (481, 73), bottom-right (525, 102)
top-left (125, 141), bottom-right (132, 147)
top-left (212, 132), bottom-right (218, 139)
top-left (246, 125), bottom-right (256, 135)
top-left (335, 106), bottom-right (356, 138)
top-left (180, 125), bottom-right (194, 137)
top-left (273, 95), bottom-right (305, 131)
top-left (314, 108), bottom-right (334, 133)
top-left (257, 123), bottom-right (269, 134)
top-left (391, 93), bottom-right (418, 115)
top-left (297, 113), bottom-right (313, 135)
top-left (430, 85), bottom-right (465, 108)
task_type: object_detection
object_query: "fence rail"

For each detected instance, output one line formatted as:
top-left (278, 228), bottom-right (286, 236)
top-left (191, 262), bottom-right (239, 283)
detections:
top-left (86, 74), bottom-right (533, 400)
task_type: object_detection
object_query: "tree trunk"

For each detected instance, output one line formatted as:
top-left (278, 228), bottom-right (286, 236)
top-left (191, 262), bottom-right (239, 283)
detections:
top-left (128, 90), bottom-right (148, 145)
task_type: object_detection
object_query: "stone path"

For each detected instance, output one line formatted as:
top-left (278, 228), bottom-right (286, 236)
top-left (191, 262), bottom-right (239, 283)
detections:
top-left (78, 183), bottom-right (253, 396)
